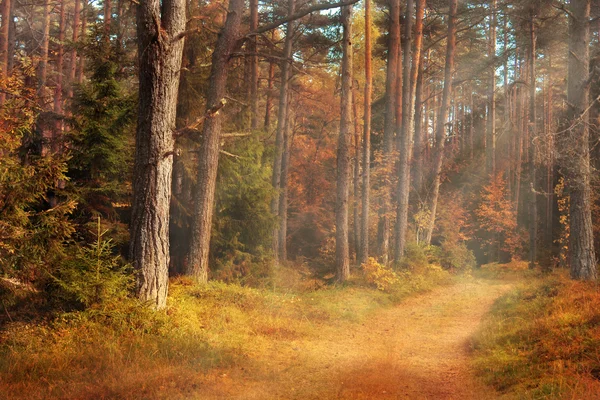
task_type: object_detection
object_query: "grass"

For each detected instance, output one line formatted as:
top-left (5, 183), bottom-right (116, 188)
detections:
top-left (0, 264), bottom-right (452, 399)
top-left (472, 265), bottom-right (600, 399)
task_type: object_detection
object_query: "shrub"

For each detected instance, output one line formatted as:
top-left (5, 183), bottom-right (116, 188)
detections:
top-left (361, 257), bottom-right (400, 291)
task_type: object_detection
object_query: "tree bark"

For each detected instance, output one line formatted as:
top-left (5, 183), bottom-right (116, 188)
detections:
top-left (187, 0), bottom-right (244, 281)
top-left (394, 0), bottom-right (415, 262)
top-left (54, 0), bottom-right (66, 116)
top-left (249, 0), bottom-right (259, 129)
top-left (37, 0), bottom-right (51, 101)
top-left (411, 0), bottom-right (426, 194)
top-left (336, 3), bottom-right (353, 281)
top-left (130, 0), bottom-right (186, 308)
top-left (424, 0), bottom-right (458, 245)
top-left (486, 0), bottom-right (496, 175)
top-left (77, 0), bottom-right (87, 84)
top-left (0, 0), bottom-right (11, 105)
top-left (377, 0), bottom-right (400, 264)
top-left (564, 0), bottom-right (597, 280)
top-left (528, 13), bottom-right (537, 269)
top-left (359, 0), bottom-right (372, 266)
top-left (67, 0), bottom-right (80, 100)
top-left (271, 0), bottom-right (295, 265)
top-left (278, 103), bottom-right (292, 261)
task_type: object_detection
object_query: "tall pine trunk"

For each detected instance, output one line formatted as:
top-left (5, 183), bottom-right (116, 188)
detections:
top-left (528, 13), bottom-right (537, 269)
top-left (67, 0), bottom-right (80, 100)
top-left (424, 0), bottom-right (458, 245)
top-left (187, 0), bottom-right (244, 281)
top-left (130, 0), bottom-right (186, 308)
top-left (359, 0), bottom-right (372, 266)
top-left (336, 3), bottom-right (353, 281)
top-left (486, 0), bottom-right (496, 175)
top-left (377, 0), bottom-right (400, 264)
top-left (394, 0), bottom-right (415, 262)
top-left (565, 0), bottom-right (597, 280)
top-left (0, 0), bottom-right (11, 105)
top-left (271, 0), bottom-right (295, 265)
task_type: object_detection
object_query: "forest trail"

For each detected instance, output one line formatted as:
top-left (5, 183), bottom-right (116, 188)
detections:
top-left (188, 279), bottom-right (513, 400)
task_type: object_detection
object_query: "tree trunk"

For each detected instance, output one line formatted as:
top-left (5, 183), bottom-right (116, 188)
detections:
top-left (130, 0), bottom-right (186, 309)
top-left (352, 87), bottom-right (361, 260)
top-left (271, 0), bottom-right (295, 265)
top-left (486, 0), bottom-right (496, 175)
top-left (565, 0), bottom-right (596, 280)
top-left (67, 0), bottom-right (80, 99)
top-left (187, 0), bottom-right (244, 281)
top-left (0, 0), bottom-right (11, 105)
top-left (264, 56), bottom-right (275, 130)
top-left (336, 3), bottom-right (353, 282)
top-left (528, 13), bottom-right (537, 269)
top-left (359, 0), bottom-right (372, 266)
top-left (424, 0), bottom-right (457, 245)
top-left (37, 0), bottom-right (51, 101)
top-left (77, 0), bottom-right (87, 83)
top-left (377, 0), bottom-right (400, 264)
top-left (104, 0), bottom-right (111, 37)
top-left (54, 0), bottom-right (65, 116)
top-left (394, 0), bottom-right (415, 262)
top-left (249, 0), bottom-right (259, 129)
top-left (278, 102), bottom-right (292, 261)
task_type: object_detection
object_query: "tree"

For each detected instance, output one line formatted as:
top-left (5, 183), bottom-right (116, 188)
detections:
top-left (129, 0), bottom-right (186, 308)
top-left (187, 0), bottom-right (244, 282)
top-left (359, 0), bottom-right (372, 266)
top-left (562, 0), bottom-right (597, 280)
top-left (336, 3), bottom-right (353, 281)
top-left (424, 0), bottom-right (458, 245)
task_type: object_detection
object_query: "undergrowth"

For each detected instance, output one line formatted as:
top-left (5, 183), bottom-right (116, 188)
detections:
top-left (0, 262), bottom-right (452, 399)
top-left (472, 268), bottom-right (600, 399)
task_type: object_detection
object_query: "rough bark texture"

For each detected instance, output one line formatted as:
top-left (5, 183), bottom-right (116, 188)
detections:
top-left (336, 4), bottom-right (353, 282)
top-left (187, 0), bottom-right (244, 281)
top-left (528, 14), bottom-right (537, 269)
top-left (271, 0), bottom-right (295, 265)
top-left (424, 0), bottom-right (457, 245)
top-left (486, 0), bottom-right (496, 175)
top-left (377, 0), bottom-right (400, 264)
top-left (359, 0), bottom-right (372, 266)
top-left (130, 0), bottom-right (186, 309)
top-left (54, 0), bottom-right (66, 116)
top-left (394, 0), bottom-right (414, 262)
top-left (565, 0), bottom-right (597, 280)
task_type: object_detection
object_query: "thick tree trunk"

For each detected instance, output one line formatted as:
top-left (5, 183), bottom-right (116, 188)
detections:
top-left (486, 0), bottom-right (496, 175)
top-left (565, 0), bottom-right (597, 280)
top-left (54, 0), bottom-right (66, 116)
top-left (271, 0), bottom-right (295, 265)
top-left (377, 0), bottom-right (400, 264)
top-left (336, 4), bottom-right (353, 281)
top-left (394, 0), bottom-right (415, 262)
top-left (359, 0), bottom-right (372, 266)
top-left (424, 0), bottom-right (457, 245)
top-left (352, 88), bottom-right (361, 260)
top-left (67, 0), bottom-right (80, 99)
top-left (105, 0), bottom-right (111, 37)
top-left (130, 0), bottom-right (186, 309)
top-left (187, 0), bottom-right (244, 281)
top-left (528, 14), bottom-right (537, 269)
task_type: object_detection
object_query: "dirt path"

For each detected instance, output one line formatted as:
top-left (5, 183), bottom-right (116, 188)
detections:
top-left (189, 279), bottom-right (513, 400)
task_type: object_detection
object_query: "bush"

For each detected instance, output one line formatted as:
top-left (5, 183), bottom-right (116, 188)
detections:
top-left (361, 257), bottom-right (400, 291)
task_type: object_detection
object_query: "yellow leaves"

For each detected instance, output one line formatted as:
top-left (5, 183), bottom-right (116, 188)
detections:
top-left (361, 257), bottom-right (400, 291)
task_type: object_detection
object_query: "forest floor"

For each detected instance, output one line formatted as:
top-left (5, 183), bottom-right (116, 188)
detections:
top-left (185, 278), bottom-right (513, 399)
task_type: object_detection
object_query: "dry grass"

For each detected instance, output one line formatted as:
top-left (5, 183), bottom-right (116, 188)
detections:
top-left (0, 265), bottom-right (453, 399)
top-left (472, 267), bottom-right (600, 399)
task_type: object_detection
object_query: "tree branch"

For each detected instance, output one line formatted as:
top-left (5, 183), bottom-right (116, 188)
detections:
top-left (247, 0), bottom-right (360, 37)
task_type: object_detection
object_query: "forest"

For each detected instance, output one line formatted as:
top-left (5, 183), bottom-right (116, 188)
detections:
top-left (1, 0), bottom-right (600, 398)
